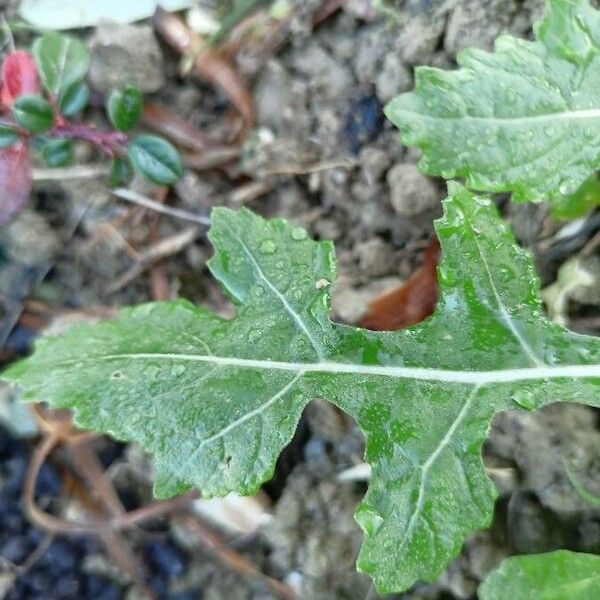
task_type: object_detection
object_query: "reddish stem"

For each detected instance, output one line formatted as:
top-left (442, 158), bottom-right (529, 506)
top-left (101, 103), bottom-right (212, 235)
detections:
top-left (0, 115), bottom-right (128, 157)
top-left (50, 123), bottom-right (128, 156)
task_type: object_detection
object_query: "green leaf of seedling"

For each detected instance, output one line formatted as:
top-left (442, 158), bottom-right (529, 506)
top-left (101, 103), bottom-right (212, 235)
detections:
top-left (551, 174), bottom-right (600, 220)
top-left (479, 551), bottom-right (600, 600)
top-left (109, 156), bottom-right (133, 187)
top-left (385, 0), bottom-right (600, 213)
top-left (107, 85), bottom-right (142, 132)
top-left (58, 80), bottom-right (90, 117)
top-left (40, 138), bottom-right (73, 168)
top-left (5, 184), bottom-right (600, 593)
top-left (127, 134), bottom-right (182, 185)
top-left (12, 95), bottom-right (54, 133)
top-left (0, 125), bottom-right (20, 149)
top-left (32, 33), bottom-right (90, 97)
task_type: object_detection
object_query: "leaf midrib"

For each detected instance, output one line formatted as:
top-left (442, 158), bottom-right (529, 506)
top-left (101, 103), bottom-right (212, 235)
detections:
top-left (392, 107), bottom-right (600, 126)
top-left (55, 352), bottom-right (600, 384)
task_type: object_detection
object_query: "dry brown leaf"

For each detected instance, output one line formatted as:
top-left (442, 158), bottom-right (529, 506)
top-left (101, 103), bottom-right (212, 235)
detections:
top-left (360, 239), bottom-right (440, 331)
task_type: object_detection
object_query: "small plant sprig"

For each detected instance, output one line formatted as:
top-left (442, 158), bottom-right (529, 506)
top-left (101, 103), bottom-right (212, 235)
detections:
top-left (0, 32), bottom-right (183, 225)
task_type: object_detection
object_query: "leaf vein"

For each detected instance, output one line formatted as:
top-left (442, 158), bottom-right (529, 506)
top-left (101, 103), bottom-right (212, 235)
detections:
top-left (225, 223), bottom-right (325, 360)
top-left (396, 385), bottom-right (482, 552)
top-left (175, 372), bottom-right (304, 478)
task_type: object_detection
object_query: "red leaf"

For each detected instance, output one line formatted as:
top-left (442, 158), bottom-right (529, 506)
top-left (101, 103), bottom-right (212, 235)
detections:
top-left (1, 51), bottom-right (40, 109)
top-left (360, 239), bottom-right (440, 331)
top-left (0, 141), bottom-right (32, 225)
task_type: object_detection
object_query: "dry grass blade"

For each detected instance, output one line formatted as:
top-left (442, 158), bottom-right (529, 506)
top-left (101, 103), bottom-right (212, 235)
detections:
top-left (23, 431), bottom-right (198, 535)
top-left (142, 102), bottom-right (210, 154)
top-left (182, 146), bottom-right (241, 170)
top-left (111, 188), bottom-right (211, 225)
top-left (174, 514), bottom-right (297, 600)
top-left (107, 226), bottom-right (199, 293)
top-left (153, 8), bottom-right (255, 138)
top-left (32, 164), bottom-right (110, 181)
top-left (312, 0), bottom-right (347, 26)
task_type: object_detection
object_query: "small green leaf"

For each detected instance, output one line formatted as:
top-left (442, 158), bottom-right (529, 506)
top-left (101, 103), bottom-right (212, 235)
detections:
top-left (12, 95), bottom-right (54, 133)
top-left (107, 85), bottom-right (142, 132)
top-left (127, 135), bottom-right (182, 185)
top-left (551, 174), bottom-right (600, 220)
top-left (32, 33), bottom-right (91, 97)
top-left (6, 184), bottom-right (600, 593)
top-left (0, 125), bottom-right (20, 149)
top-left (109, 156), bottom-right (133, 187)
top-left (479, 551), bottom-right (600, 600)
top-left (58, 80), bottom-right (90, 116)
top-left (385, 0), bottom-right (600, 212)
top-left (40, 138), bottom-right (73, 167)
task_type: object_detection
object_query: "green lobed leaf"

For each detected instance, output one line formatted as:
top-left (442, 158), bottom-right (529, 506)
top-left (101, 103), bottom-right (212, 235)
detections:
top-left (32, 33), bottom-right (90, 97)
top-left (107, 85), bottom-right (142, 132)
top-left (479, 551), bottom-right (600, 600)
top-left (0, 125), bottom-right (20, 149)
top-left (127, 135), bottom-right (183, 185)
top-left (12, 95), bottom-right (54, 133)
top-left (58, 80), bottom-right (90, 117)
top-left (4, 184), bottom-right (600, 593)
top-left (40, 138), bottom-right (73, 168)
top-left (385, 0), bottom-right (600, 213)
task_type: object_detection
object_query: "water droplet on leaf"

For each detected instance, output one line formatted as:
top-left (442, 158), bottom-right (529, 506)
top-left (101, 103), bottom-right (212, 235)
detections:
top-left (171, 364), bottom-right (186, 376)
top-left (558, 179), bottom-right (575, 195)
top-left (510, 389), bottom-right (536, 410)
top-left (357, 506), bottom-right (384, 536)
top-left (259, 239), bottom-right (276, 254)
top-left (144, 365), bottom-right (160, 379)
top-left (291, 227), bottom-right (307, 241)
top-left (248, 329), bottom-right (261, 343)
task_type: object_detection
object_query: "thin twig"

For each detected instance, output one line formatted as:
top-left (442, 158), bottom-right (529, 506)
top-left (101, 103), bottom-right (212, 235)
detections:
top-left (174, 514), bottom-right (297, 600)
top-left (142, 103), bottom-right (209, 153)
top-left (23, 434), bottom-right (61, 531)
top-left (33, 164), bottom-right (110, 181)
top-left (111, 188), bottom-right (211, 225)
top-left (230, 180), bottom-right (272, 204)
top-left (183, 146), bottom-right (241, 170)
top-left (107, 226), bottom-right (199, 293)
top-left (66, 441), bottom-right (152, 592)
top-left (24, 438), bottom-right (198, 534)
